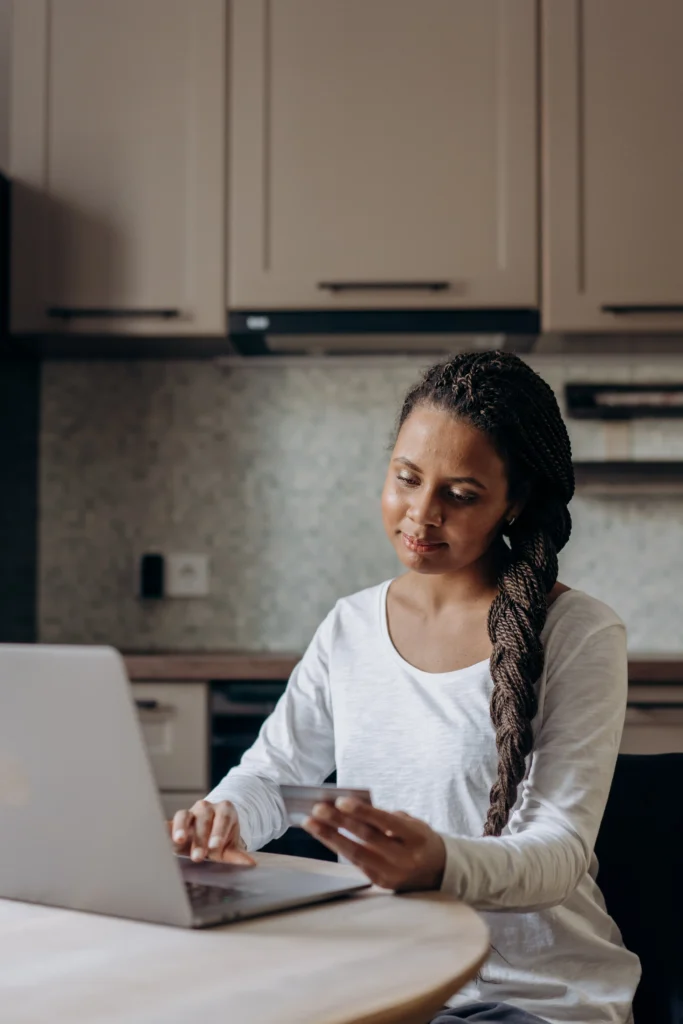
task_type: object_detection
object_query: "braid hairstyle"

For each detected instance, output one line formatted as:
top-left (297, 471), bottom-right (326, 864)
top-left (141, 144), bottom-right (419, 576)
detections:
top-left (396, 352), bottom-right (575, 837)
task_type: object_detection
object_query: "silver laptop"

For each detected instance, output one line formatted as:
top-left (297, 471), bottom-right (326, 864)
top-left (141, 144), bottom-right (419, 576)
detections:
top-left (0, 644), bottom-right (369, 928)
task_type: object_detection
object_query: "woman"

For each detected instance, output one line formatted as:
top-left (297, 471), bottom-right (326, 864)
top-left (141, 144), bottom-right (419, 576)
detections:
top-left (172, 353), bottom-right (640, 1024)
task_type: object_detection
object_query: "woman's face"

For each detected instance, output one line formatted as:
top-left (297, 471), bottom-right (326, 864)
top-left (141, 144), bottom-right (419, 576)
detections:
top-left (381, 404), bottom-right (518, 576)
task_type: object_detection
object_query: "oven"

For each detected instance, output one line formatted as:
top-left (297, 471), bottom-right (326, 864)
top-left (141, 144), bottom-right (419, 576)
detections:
top-left (210, 681), bottom-right (336, 861)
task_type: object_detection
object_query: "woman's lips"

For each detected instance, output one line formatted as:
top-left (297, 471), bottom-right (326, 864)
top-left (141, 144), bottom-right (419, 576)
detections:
top-left (401, 533), bottom-right (447, 554)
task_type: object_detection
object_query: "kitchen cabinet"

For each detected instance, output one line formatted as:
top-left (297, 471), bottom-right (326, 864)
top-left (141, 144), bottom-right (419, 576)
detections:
top-left (229, 0), bottom-right (538, 310)
top-left (133, 682), bottom-right (209, 802)
top-left (160, 791), bottom-right (209, 819)
top-left (9, 0), bottom-right (226, 336)
top-left (543, 0), bottom-right (683, 332)
top-left (622, 686), bottom-right (683, 755)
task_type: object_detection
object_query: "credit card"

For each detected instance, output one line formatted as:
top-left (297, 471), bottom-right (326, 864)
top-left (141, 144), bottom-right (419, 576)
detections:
top-left (279, 784), bottom-right (372, 827)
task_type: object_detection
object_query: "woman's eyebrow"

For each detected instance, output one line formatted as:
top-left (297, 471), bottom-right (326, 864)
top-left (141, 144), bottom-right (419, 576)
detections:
top-left (393, 456), bottom-right (487, 490)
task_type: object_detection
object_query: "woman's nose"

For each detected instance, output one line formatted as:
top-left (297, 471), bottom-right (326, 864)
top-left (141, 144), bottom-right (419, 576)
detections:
top-left (407, 489), bottom-right (443, 526)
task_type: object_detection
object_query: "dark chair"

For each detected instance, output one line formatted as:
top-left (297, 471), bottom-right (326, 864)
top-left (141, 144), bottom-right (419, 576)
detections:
top-left (595, 753), bottom-right (683, 1024)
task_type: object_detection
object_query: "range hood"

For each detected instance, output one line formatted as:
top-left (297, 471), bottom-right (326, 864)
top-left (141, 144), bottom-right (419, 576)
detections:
top-left (227, 311), bottom-right (683, 358)
top-left (228, 309), bottom-right (540, 356)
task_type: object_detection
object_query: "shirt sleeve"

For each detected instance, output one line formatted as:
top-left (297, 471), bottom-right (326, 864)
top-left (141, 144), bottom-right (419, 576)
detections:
top-left (439, 620), bottom-right (628, 912)
top-left (204, 609), bottom-right (337, 851)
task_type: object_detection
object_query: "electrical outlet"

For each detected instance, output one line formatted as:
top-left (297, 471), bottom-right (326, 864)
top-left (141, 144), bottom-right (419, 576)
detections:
top-left (166, 553), bottom-right (210, 598)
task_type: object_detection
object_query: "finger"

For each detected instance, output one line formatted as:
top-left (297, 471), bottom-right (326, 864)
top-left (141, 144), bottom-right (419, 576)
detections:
top-left (389, 811), bottom-right (416, 835)
top-left (190, 802), bottom-right (215, 862)
top-left (334, 799), bottom-right (417, 841)
top-left (311, 802), bottom-right (395, 846)
top-left (217, 846), bottom-right (257, 867)
top-left (206, 804), bottom-right (256, 866)
top-left (207, 802), bottom-right (238, 855)
top-left (171, 809), bottom-right (194, 850)
top-left (303, 818), bottom-right (397, 888)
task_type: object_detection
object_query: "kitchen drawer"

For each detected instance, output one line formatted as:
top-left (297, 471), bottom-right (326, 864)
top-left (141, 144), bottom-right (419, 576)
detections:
top-left (132, 682), bottom-right (208, 791)
top-left (621, 703), bottom-right (683, 755)
top-left (159, 790), bottom-right (208, 820)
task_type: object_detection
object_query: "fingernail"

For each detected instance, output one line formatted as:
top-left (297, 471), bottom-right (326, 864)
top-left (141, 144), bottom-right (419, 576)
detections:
top-left (313, 802), bottom-right (331, 818)
top-left (336, 797), bottom-right (355, 812)
top-left (173, 830), bottom-right (186, 842)
top-left (208, 836), bottom-right (221, 850)
top-left (191, 849), bottom-right (204, 862)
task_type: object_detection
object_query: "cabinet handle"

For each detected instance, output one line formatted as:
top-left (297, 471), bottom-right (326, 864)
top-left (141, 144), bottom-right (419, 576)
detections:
top-left (213, 700), bottom-right (279, 716)
top-left (602, 305), bottom-right (683, 315)
top-left (317, 281), bottom-right (451, 293)
top-left (135, 699), bottom-right (160, 711)
top-left (46, 307), bottom-right (181, 320)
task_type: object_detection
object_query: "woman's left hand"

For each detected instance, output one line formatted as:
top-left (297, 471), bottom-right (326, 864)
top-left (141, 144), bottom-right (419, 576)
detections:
top-left (302, 797), bottom-right (446, 892)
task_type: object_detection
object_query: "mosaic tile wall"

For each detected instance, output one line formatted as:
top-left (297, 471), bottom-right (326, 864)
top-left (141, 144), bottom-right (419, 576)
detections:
top-left (39, 354), bottom-right (683, 653)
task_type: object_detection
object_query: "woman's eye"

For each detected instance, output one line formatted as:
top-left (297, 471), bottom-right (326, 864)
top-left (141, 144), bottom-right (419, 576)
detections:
top-left (396, 475), bottom-right (476, 504)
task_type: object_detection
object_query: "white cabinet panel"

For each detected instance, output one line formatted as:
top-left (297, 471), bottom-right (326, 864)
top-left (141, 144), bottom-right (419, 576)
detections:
top-left (133, 682), bottom-right (209, 791)
top-left (622, 689), bottom-right (683, 754)
top-left (10, 0), bottom-right (226, 335)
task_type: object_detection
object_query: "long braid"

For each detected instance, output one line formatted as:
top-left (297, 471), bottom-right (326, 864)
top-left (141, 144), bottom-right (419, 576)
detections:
top-left (397, 352), bottom-right (574, 837)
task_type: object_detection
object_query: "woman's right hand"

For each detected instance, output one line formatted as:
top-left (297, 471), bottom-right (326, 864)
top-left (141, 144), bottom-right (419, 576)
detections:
top-left (170, 799), bottom-right (256, 866)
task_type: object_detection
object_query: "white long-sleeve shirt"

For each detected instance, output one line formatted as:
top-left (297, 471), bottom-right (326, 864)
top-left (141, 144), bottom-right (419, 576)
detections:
top-left (207, 581), bottom-right (641, 1024)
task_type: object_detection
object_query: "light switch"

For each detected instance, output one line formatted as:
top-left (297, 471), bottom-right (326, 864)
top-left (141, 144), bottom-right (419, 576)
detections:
top-left (166, 553), bottom-right (210, 598)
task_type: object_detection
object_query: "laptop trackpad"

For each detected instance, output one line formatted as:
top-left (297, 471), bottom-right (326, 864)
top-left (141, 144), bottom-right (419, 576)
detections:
top-left (180, 858), bottom-right (263, 890)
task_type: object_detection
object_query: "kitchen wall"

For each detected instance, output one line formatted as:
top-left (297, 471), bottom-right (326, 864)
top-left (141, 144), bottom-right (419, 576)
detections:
top-left (40, 353), bottom-right (683, 654)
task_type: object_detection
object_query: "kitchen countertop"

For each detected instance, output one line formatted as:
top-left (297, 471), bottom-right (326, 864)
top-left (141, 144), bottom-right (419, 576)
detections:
top-left (122, 651), bottom-right (300, 681)
top-left (121, 651), bottom-right (683, 683)
top-left (627, 656), bottom-right (683, 683)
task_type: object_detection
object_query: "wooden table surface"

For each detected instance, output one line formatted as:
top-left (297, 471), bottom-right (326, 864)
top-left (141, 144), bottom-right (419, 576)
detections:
top-left (0, 853), bottom-right (489, 1024)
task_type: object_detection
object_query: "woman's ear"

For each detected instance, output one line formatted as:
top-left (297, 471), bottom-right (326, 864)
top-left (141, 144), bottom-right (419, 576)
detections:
top-left (506, 481), bottom-right (532, 525)
top-left (507, 501), bottom-right (525, 524)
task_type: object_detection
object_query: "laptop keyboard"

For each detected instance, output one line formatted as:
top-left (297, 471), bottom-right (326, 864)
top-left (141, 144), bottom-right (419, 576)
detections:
top-left (185, 881), bottom-right (240, 908)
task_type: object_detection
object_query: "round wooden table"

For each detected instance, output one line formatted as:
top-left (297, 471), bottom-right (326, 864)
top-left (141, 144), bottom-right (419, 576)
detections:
top-left (0, 853), bottom-right (489, 1024)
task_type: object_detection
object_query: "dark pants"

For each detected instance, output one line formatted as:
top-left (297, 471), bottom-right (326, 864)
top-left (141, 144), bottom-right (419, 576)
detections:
top-left (430, 1003), bottom-right (548, 1023)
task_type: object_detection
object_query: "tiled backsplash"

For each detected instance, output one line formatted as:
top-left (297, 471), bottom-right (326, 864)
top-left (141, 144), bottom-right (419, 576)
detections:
top-left (39, 354), bottom-right (683, 653)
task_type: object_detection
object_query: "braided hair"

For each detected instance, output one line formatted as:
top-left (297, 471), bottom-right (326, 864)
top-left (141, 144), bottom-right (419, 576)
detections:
top-left (397, 352), bottom-right (574, 837)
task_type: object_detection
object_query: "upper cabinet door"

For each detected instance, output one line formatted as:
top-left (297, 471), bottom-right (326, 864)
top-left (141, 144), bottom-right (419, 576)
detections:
top-left (543, 0), bottom-right (683, 332)
top-left (10, 0), bottom-right (226, 336)
top-left (229, 0), bottom-right (537, 310)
